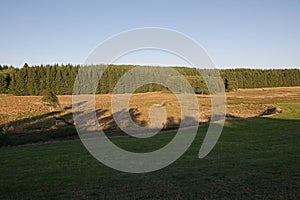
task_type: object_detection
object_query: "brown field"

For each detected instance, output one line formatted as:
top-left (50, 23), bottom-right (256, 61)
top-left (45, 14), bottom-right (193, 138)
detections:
top-left (1, 86), bottom-right (300, 133)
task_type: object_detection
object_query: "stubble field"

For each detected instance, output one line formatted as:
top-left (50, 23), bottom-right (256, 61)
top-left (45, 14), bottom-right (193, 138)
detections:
top-left (1, 86), bottom-right (300, 132)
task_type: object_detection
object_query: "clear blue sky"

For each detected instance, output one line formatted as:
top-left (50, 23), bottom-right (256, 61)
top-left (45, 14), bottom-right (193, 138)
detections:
top-left (0, 0), bottom-right (299, 68)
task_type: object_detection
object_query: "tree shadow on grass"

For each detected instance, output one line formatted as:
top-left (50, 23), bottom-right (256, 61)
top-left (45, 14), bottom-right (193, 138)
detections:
top-left (0, 101), bottom-right (202, 146)
top-left (0, 101), bottom-right (90, 146)
top-left (0, 110), bottom-right (77, 146)
top-left (4, 99), bottom-right (280, 147)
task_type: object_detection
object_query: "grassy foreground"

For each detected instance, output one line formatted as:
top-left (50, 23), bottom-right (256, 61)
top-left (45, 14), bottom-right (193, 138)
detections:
top-left (0, 103), bottom-right (299, 199)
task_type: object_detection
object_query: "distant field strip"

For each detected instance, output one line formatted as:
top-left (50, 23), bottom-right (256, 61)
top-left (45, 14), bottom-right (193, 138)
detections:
top-left (0, 86), bottom-right (299, 126)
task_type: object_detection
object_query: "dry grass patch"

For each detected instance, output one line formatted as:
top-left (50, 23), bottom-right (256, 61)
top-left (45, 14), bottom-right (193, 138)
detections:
top-left (1, 86), bottom-right (299, 132)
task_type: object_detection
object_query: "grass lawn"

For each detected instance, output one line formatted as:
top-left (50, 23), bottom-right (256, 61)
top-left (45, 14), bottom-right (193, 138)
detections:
top-left (0, 103), bottom-right (299, 199)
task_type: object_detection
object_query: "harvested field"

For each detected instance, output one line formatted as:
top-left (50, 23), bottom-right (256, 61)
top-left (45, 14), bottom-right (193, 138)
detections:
top-left (0, 86), bottom-right (300, 133)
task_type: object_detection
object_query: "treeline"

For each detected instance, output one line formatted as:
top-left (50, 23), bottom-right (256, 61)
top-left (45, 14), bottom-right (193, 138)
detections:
top-left (0, 63), bottom-right (299, 95)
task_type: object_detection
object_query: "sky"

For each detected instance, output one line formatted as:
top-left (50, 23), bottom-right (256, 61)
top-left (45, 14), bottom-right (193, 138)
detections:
top-left (0, 0), bottom-right (299, 69)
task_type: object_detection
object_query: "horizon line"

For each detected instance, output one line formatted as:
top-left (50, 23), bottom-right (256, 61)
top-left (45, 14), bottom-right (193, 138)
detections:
top-left (1, 62), bottom-right (299, 70)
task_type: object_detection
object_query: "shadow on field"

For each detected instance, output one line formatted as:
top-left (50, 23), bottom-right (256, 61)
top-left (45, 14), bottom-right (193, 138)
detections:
top-left (0, 103), bottom-right (293, 147)
top-left (0, 102), bottom-right (199, 146)
top-left (76, 107), bottom-right (199, 137)
top-left (0, 110), bottom-right (77, 146)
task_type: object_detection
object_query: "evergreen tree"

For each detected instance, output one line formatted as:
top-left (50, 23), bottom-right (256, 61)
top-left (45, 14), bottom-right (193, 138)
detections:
top-left (42, 90), bottom-right (59, 112)
top-left (1, 64), bottom-right (299, 95)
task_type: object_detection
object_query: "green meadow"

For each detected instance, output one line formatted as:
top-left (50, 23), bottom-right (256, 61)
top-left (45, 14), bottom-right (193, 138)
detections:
top-left (0, 103), bottom-right (299, 199)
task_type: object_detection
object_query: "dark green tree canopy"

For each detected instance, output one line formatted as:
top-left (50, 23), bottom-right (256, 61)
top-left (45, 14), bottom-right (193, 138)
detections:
top-left (0, 63), bottom-right (298, 95)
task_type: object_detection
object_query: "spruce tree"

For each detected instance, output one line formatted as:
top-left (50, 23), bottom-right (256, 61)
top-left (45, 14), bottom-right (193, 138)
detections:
top-left (42, 90), bottom-right (59, 112)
